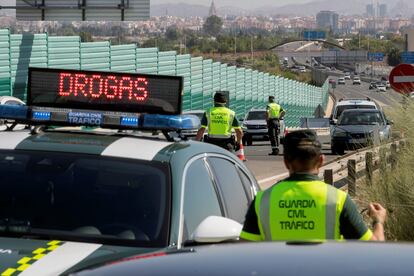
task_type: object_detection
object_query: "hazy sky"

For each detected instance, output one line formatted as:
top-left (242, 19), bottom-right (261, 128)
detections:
top-left (151, 0), bottom-right (311, 8)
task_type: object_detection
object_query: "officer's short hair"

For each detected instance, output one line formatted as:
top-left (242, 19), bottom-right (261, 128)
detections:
top-left (284, 130), bottom-right (322, 168)
top-left (268, 96), bottom-right (275, 102)
top-left (214, 92), bottom-right (227, 103)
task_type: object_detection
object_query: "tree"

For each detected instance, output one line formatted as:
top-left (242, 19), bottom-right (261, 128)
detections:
top-left (387, 47), bottom-right (402, 66)
top-left (80, 31), bottom-right (93, 42)
top-left (165, 27), bottom-right (180, 41)
top-left (203, 15), bottom-right (223, 37)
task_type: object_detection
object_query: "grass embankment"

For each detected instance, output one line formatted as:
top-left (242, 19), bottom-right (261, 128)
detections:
top-left (359, 99), bottom-right (414, 241)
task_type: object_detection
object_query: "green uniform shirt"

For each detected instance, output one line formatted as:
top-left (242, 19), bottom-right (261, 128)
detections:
top-left (240, 173), bottom-right (372, 241)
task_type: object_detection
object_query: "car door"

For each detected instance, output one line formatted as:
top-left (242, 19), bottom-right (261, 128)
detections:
top-left (207, 156), bottom-right (256, 224)
top-left (182, 157), bottom-right (224, 241)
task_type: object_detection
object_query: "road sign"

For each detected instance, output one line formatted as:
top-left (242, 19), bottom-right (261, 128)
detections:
top-left (389, 64), bottom-right (414, 95)
top-left (367, 52), bottom-right (385, 62)
top-left (303, 31), bottom-right (326, 41)
top-left (401, 52), bottom-right (414, 64)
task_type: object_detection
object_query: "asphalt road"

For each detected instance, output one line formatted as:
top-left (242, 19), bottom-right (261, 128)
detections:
top-left (245, 76), bottom-right (403, 185)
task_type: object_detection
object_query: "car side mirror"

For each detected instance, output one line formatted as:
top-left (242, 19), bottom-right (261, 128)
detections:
top-left (191, 216), bottom-right (242, 243)
top-left (239, 118), bottom-right (244, 122)
top-left (329, 119), bottom-right (336, 125)
top-left (387, 119), bottom-right (394, 125)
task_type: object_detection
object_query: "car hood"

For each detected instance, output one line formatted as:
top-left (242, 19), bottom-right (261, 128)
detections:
top-left (243, 120), bottom-right (266, 126)
top-left (0, 237), bottom-right (160, 276)
top-left (333, 124), bottom-right (382, 134)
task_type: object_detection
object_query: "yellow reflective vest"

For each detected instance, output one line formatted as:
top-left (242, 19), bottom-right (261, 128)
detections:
top-left (207, 106), bottom-right (235, 139)
top-left (256, 180), bottom-right (348, 241)
top-left (267, 103), bottom-right (282, 119)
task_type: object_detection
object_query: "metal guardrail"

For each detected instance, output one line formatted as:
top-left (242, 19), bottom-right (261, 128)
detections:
top-left (320, 139), bottom-right (405, 196)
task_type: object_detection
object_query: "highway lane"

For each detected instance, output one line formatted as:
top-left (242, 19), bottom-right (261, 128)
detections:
top-left (245, 77), bottom-right (402, 185)
top-left (331, 77), bottom-right (403, 108)
top-left (244, 141), bottom-right (337, 185)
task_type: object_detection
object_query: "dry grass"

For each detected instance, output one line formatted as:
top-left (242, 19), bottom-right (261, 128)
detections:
top-left (359, 98), bottom-right (414, 241)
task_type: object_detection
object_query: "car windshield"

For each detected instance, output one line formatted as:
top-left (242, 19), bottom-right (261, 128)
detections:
top-left (0, 150), bottom-right (170, 247)
top-left (246, 111), bottom-right (266, 120)
top-left (335, 105), bottom-right (376, 119)
top-left (338, 111), bottom-right (384, 125)
top-left (187, 112), bottom-right (204, 120)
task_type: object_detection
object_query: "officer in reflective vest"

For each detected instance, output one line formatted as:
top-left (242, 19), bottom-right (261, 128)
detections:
top-left (266, 96), bottom-right (285, 156)
top-left (240, 130), bottom-right (387, 241)
top-left (196, 92), bottom-right (243, 152)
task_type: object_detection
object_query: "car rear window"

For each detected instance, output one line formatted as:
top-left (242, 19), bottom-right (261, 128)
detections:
top-left (246, 111), bottom-right (266, 120)
top-left (0, 150), bottom-right (171, 247)
top-left (335, 105), bottom-right (376, 119)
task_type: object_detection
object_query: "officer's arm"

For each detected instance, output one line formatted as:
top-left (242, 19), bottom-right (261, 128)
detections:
top-left (195, 127), bottom-right (206, 141)
top-left (339, 195), bottom-right (384, 241)
top-left (196, 113), bottom-right (208, 141)
top-left (368, 203), bottom-right (386, 241)
top-left (240, 198), bottom-right (262, 242)
top-left (266, 106), bottom-right (270, 121)
top-left (232, 117), bottom-right (243, 145)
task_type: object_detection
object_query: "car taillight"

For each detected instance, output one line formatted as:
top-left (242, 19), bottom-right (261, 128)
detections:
top-left (284, 129), bottom-right (289, 136)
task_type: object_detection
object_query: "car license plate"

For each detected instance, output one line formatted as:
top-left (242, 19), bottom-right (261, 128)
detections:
top-left (350, 138), bottom-right (366, 143)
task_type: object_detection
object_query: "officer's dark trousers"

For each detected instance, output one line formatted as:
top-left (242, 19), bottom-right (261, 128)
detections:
top-left (205, 137), bottom-right (235, 153)
top-left (267, 119), bottom-right (280, 151)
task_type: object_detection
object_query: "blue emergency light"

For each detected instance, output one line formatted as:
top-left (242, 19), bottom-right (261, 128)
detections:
top-left (0, 104), bottom-right (200, 131)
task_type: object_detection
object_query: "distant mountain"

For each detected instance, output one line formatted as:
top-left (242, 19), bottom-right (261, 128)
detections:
top-left (151, 3), bottom-right (209, 17)
top-left (150, 0), bottom-right (414, 17)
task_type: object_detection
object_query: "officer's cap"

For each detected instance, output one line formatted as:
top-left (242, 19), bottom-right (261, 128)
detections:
top-left (214, 91), bottom-right (227, 103)
top-left (284, 129), bottom-right (321, 153)
top-left (269, 96), bottom-right (275, 102)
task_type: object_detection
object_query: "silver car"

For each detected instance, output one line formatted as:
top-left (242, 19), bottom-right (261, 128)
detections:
top-left (331, 109), bottom-right (392, 155)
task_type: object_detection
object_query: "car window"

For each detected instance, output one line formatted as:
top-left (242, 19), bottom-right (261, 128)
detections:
top-left (335, 105), bottom-right (376, 119)
top-left (208, 157), bottom-right (249, 223)
top-left (246, 111), bottom-right (266, 120)
top-left (339, 112), bottom-right (384, 125)
top-left (0, 150), bottom-right (170, 247)
top-left (183, 158), bottom-right (222, 238)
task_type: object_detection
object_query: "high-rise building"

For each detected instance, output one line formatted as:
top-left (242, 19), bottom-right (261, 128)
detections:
top-left (366, 4), bottom-right (375, 17)
top-left (316, 11), bottom-right (339, 32)
top-left (379, 4), bottom-right (387, 17)
top-left (402, 29), bottom-right (414, 52)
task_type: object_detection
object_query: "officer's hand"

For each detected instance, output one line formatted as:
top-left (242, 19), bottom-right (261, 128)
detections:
top-left (368, 203), bottom-right (387, 224)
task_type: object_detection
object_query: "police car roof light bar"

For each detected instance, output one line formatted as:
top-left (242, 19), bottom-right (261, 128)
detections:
top-left (0, 105), bottom-right (200, 131)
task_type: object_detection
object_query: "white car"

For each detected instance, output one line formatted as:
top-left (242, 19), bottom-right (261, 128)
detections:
top-left (344, 73), bottom-right (351, 80)
top-left (330, 98), bottom-right (379, 125)
top-left (377, 85), bottom-right (386, 92)
top-left (337, 77), bottom-right (346, 85)
top-left (352, 77), bottom-right (361, 85)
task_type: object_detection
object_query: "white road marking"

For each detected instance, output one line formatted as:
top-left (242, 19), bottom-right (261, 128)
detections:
top-left (20, 242), bottom-right (102, 276)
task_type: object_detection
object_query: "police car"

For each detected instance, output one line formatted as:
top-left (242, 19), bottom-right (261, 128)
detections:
top-left (0, 68), bottom-right (259, 275)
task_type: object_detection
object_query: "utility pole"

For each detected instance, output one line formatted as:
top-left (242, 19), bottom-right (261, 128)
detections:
top-left (250, 36), bottom-right (254, 61)
top-left (234, 34), bottom-right (237, 56)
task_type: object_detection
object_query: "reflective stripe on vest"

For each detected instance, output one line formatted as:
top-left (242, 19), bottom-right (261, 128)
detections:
top-left (256, 180), bottom-right (347, 241)
top-left (267, 103), bottom-right (281, 119)
top-left (207, 106), bottom-right (235, 139)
